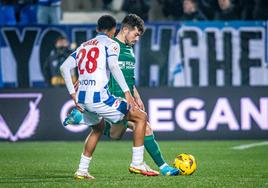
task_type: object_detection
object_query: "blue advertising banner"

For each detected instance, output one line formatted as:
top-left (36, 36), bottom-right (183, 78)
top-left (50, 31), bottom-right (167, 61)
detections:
top-left (0, 21), bottom-right (268, 88)
top-left (168, 21), bottom-right (267, 87)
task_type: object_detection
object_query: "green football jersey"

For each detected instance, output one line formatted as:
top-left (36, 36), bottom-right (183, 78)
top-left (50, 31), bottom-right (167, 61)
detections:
top-left (109, 37), bottom-right (135, 98)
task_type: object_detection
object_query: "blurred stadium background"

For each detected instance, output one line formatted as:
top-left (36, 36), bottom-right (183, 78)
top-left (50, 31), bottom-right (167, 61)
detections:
top-left (0, 0), bottom-right (268, 187)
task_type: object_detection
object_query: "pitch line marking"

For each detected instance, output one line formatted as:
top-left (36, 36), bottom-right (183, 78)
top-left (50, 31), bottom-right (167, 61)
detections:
top-left (232, 141), bottom-right (268, 150)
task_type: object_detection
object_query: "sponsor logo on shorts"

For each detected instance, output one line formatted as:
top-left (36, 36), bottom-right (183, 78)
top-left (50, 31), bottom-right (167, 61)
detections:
top-left (112, 99), bottom-right (122, 108)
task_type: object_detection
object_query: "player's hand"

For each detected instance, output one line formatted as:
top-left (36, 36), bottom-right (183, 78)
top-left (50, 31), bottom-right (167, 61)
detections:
top-left (135, 97), bottom-right (145, 111)
top-left (71, 93), bottom-right (84, 112)
top-left (125, 91), bottom-right (138, 109)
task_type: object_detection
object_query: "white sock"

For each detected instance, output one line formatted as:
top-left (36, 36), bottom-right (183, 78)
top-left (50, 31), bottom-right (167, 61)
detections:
top-left (131, 145), bottom-right (144, 166)
top-left (78, 153), bottom-right (92, 173)
top-left (159, 163), bottom-right (168, 170)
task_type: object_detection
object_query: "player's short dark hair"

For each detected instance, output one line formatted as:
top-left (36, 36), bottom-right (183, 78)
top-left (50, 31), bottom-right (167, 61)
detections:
top-left (97, 15), bottom-right (116, 32)
top-left (121, 14), bottom-right (145, 35)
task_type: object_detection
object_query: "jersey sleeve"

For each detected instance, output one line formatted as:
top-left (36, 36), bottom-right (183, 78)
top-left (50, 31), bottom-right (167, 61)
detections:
top-left (106, 42), bottom-right (130, 93)
top-left (60, 52), bottom-right (77, 94)
top-left (106, 42), bottom-right (120, 57)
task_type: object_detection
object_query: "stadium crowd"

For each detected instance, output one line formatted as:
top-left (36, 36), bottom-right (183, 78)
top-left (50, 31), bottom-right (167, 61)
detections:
top-left (0, 0), bottom-right (268, 25)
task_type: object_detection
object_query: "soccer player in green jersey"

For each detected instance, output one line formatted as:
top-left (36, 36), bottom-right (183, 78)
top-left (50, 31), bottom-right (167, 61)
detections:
top-left (64, 14), bottom-right (180, 178)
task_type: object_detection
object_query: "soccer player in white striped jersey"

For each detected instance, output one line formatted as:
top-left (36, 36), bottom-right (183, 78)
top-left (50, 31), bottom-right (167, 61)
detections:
top-left (60, 15), bottom-right (155, 179)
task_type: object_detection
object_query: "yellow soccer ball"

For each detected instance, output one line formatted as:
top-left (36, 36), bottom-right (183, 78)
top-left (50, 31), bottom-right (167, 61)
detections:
top-left (174, 153), bottom-right (197, 175)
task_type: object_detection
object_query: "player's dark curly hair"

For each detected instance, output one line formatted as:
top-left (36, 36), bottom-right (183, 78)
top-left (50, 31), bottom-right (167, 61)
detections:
top-left (121, 14), bottom-right (145, 35)
top-left (97, 15), bottom-right (116, 31)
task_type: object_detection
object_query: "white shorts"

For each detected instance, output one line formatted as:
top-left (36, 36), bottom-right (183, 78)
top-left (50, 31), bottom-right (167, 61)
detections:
top-left (80, 95), bottom-right (129, 126)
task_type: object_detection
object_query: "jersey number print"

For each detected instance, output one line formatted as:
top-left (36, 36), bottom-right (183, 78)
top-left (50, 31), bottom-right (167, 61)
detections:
top-left (77, 47), bottom-right (99, 74)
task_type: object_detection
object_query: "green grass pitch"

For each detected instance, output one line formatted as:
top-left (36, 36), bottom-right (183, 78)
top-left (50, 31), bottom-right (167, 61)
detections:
top-left (0, 140), bottom-right (268, 188)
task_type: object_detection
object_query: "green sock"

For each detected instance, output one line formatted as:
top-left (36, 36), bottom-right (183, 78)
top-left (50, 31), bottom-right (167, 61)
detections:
top-left (144, 134), bottom-right (166, 167)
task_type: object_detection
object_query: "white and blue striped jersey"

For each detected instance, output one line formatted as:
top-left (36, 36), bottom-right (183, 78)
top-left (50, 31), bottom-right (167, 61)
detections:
top-left (60, 33), bottom-right (130, 104)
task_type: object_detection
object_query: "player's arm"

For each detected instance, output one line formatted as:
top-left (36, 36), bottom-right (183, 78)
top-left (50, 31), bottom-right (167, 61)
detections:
top-left (133, 86), bottom-right (145, 111)
top-left (60, 53), bottom-right (84, 112)
top-left (107, 43), bottom-right (137, 107)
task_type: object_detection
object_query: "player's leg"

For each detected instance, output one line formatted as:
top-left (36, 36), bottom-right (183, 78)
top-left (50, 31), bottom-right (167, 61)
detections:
top-left (144, 123), bottom-right (180, 176)
top-left (74, 112), bottom-right (104, 180)
top-left (127, 121), bottom-right (180, 176)
top-left (105, 121), bottom-right (173, 176)
top-left (124, 107), bottom-right (158, 176)
top-left (104, 121), bottom-right (159, 175)
top-left (83, 118), bottom-right (105, 157)
top-left (125, 107), bottom-right (146, 146)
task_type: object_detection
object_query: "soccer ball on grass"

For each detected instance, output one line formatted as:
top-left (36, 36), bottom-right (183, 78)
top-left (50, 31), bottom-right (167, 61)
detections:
top-left (173, 153), bottom-right (197, 175)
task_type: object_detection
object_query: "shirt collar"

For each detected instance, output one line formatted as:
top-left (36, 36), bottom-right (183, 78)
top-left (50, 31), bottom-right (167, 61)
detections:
top-left (97, 32), bottom-right (108, 37)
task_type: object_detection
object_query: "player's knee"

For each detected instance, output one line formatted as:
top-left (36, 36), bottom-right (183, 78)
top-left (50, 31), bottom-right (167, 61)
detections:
top-left (128, 108), bottom-right (147, 123)
top-left (138, 110), bottom-right (147, 122)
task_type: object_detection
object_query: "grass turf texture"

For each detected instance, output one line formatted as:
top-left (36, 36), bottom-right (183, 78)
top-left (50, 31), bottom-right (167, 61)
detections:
top-left (0, 141), bottom-right (267, 188)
